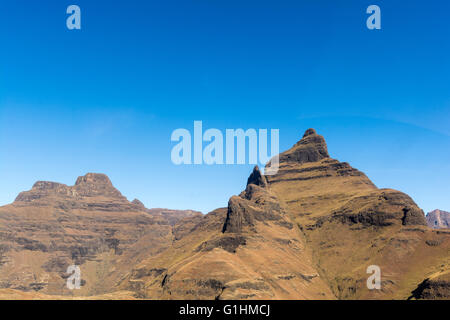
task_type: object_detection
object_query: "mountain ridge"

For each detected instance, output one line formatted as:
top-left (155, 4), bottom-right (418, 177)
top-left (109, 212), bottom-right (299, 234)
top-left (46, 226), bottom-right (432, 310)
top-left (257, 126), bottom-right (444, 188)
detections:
top-left (0, 128), bottom-right (448, 300)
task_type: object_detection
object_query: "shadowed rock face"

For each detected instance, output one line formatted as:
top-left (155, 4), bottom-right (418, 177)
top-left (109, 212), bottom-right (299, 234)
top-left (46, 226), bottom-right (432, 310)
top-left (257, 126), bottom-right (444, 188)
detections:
top-left (246, 166), bottom-right (267, 188)
top-left (426, 209), bottom-right (450, 229)
top-left (222, 196), bottom-right (256, 234)
top-left (409, 272), bottom-right (450, 300)
top-left (279, 128), bottom-right (329, 164)
top-left (223, 166), bottom-right (285, 234)
top-left (316, 190), bottom-right (428, 228)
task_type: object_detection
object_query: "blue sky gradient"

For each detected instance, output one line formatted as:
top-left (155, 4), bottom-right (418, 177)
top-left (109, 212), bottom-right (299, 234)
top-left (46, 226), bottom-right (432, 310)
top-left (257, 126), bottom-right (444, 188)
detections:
top-left (1, 0), bottom-right (449, 213)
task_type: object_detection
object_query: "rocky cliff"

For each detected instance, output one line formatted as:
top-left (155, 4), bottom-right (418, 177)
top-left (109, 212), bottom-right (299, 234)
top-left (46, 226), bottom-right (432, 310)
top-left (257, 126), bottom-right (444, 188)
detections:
top-left (427, 209), bottom-right (450, 229)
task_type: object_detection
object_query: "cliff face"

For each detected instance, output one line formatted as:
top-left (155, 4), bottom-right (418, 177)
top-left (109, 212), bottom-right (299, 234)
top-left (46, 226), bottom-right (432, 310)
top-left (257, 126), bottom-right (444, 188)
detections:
top-left (0, 129), bottom-right (448, 300)
top-left (427, 209), bottom-right (450, 229)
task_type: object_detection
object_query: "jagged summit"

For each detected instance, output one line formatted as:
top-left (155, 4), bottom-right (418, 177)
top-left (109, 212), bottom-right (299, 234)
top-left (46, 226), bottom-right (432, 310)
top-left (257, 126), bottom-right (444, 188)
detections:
top-left (74, 173), bottom-right (123, 198)
top-left (246, 166), bottom-right (267, 187)
top-left (131, 198), bottom-right (146, 209)
top-left (303, 128), bottom-right (317, 137)
top-left (278, 128), bottom-right (329, 164)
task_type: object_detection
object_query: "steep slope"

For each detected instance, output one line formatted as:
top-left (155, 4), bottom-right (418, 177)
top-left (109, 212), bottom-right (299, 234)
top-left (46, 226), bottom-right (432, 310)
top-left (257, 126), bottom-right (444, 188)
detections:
top-left (116, 166), bottom-right (335, 299)
top-left (408, 269), bottom-right (450, 300)
top-left (0, 173), bottom-right (199, 297)
top-left (427, 209), bottom-right (450, 229)
top-left (265, 129), bottom-right (449, 299)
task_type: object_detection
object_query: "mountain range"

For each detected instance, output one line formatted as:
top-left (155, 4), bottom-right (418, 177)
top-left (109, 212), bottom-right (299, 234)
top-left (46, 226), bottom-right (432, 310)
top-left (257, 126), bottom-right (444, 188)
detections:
top-left (0, 129), bottom-right (448, 300)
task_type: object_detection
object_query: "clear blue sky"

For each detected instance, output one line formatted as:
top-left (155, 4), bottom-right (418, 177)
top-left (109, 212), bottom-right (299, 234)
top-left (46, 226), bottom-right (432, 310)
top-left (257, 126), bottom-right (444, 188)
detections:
top-left (1, 0), bottom-right (449, 214)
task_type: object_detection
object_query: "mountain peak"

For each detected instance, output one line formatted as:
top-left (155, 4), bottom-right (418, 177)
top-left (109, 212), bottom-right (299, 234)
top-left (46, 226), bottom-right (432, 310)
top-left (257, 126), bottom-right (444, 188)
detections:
top-left (75, 173), bottom-right (113, 187)
top-left (74, 173), bottom-right (123, 198)
top-left (131, 198), bottom-right (146, 209)
top-left (303, 128), bottom-right (317, 138)
top-left (278, 128), bottom-right (329, 164)
top-left (246, 166), bottom-right (267, 187)
top-left (15, 173), bottom-right (125, 203)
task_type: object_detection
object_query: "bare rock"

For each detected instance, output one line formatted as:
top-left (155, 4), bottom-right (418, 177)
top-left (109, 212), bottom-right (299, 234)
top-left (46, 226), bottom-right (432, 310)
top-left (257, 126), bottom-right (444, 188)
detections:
top-left (426, 209), bottom-right (450, 229)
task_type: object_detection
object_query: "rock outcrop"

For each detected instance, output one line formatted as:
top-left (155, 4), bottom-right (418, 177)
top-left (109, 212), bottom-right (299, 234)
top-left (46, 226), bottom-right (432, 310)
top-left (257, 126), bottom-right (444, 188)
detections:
top-left (223, 166), bottom-right (285, 234)
top-left (278, 128), bottom-right (329, 164)
top-left (16, 173), bottom-right (126, 202)
top-left (427, 209), bottom-right (450, 229)
top-left (409, 271), bottom-right (450, 300)
top-left (131, 199), bottom-right (146, 209)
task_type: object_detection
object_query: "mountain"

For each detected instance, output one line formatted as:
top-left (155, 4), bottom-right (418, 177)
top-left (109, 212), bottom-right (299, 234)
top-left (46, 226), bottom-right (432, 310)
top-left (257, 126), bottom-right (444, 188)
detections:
top-left (427, 210), bottom-right (450, 229)
top-left (264, 129), bottom-right (449, 299)
top-left (0, 173), bottom-right (200, 296)
top-left (114, 128), bottom-right (448, 300)
top-left (0, 129), bottom-right (448, 300)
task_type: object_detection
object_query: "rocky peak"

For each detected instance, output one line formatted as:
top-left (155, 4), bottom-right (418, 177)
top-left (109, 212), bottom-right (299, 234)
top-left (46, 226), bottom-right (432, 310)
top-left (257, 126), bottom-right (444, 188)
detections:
top-left (75, 173), bottom-right (113, 187)
top-left (15, 181), bottom-right (70, 202)
top-left (223, 164), bottom-right (287, 234)
top-left (131, 198), bottom-right (146, 209)
top-left (426, 209), bottom-right (450, 229)
top-left (303, 128), bottom-right (317, 138)
top-left (73, 173), bottom-right (124, 198)
top-left (32, 181), bottom-right (65, 190)
top-left (279, 128), bottom-right (329, 164)
top-left (246, 166), bottom-right (267, 188)
top-left (14, 173), bottom-right (126, 203)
